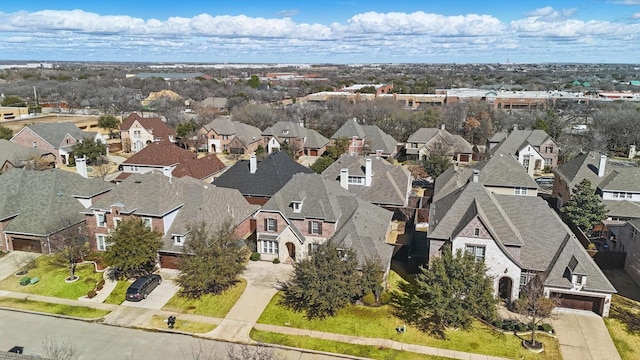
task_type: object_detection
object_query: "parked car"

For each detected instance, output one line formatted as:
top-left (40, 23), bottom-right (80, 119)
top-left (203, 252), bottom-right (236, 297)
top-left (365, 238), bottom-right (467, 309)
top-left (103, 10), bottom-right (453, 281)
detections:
top-left (126, 274), bottom-right (162, 301)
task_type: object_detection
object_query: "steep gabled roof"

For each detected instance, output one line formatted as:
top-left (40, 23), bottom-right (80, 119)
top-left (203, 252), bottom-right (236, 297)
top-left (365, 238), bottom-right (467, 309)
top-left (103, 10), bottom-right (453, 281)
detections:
top-left (202, 117), bottom-right (262, 146)
top-left (552, 151), bottom-right (633, 192)
top-left (598, 168), bottom-right (640, 192)
top-left (263, 121), bottom-right (330, 148)
top-left (0, 168), bottom-right (113, 235)
top-left (406, 127), bottom-right (472, 155)
top-left (17, 122), bottom-right (88, 148)
top-left (172, 153), bottom-right (226, 180)
top-left (263, 173), bottom-right (394, 267)
top-left (543, 234), bottom-right (616, 293)
top-left (213, 151), bottom-right (313, 197)
top-left (322, 154), bottom-right (410, 206)
top-left (120, 113), bottom-right (176, 141)
top-left (491, 129), bottom-right (554, 156)
top-left (122, 142), bottom-right (196, 167)
top-left (332, 118), bottom-right (366, 139)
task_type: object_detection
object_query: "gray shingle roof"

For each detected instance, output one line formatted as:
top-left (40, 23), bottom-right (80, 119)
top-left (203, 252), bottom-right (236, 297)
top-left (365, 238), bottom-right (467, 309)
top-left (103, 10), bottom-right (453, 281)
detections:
top-left (213, 152), bottom-right (314, 197)
top-left (406, 128), bottom-right (472, 155)
top-left (88, 172), bottom-right (257, 253)
top-left (543, 235), bottom-right (616, 293)
top-left (262, 121), bottom-right (329, 149)
top-left (203, 117), bottom-right (262, 146)
top-left (0, 139), bottom-right (49, 167)
top-left (603, 200), bottom-right (640, 219)
top-left (263, 173), bottom-right (394, 267)
top-left (322, 154), bottom-right (410, 206)
top-left (554, 151), bottom-right (639, 193)
top-left (0, 168), bottom-right (113, 235)
top-left (331, 119), bottom-right (398, 154)
top-left (491, 129), bottom-right (552, 156)
top-left (20, 122), bottom-right (88, 148)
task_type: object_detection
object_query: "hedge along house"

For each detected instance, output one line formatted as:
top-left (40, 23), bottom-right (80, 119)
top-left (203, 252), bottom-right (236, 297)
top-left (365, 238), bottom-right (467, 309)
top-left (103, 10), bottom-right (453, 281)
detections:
top-left (0, 168), bottom-right (113, 253)
top-left (254, 173), bottom-right (395, 273)
top-left (84, 172), bottom-right (258, 269)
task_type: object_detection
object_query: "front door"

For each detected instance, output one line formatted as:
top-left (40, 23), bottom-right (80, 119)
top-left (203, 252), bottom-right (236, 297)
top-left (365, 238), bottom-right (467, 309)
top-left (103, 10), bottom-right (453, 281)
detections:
top-left (498, 277), bottom-right (513, 301)
top-left (285, 242), bottom-right (296, 260)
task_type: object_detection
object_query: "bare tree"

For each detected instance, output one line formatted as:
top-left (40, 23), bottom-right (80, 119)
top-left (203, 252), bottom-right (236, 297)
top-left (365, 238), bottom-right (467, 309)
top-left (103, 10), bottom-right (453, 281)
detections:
top-left (49, 219), bottom-right (89, 281)
top-left (41, 335), bottom-right (82, 360)
top-left (514, 276), bottom-right (560, 349)
top-left (94, 163), bottom-right (112, 180)
top-left (227, 343), bottom-right (282, 360)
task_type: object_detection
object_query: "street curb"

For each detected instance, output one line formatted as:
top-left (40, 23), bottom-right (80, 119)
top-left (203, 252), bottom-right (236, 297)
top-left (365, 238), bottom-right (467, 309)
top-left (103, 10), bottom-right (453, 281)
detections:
top-left (0, 306), bottom-right (108, 323)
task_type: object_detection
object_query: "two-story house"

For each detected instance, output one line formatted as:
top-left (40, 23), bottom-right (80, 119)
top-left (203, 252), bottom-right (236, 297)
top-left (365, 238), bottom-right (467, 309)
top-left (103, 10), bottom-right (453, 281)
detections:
top-left (213, 151), bottom-right (314, 205)
top-left (553, 152), bottom-right (640, 219)
top-left (85, 172), bottom-right (258, 269)
top-left (114, 142), bottom-right (226, 183)
top-left (120, 113), bottom-right (176, 153)
top-left (198, 117), bottom-right (263, 154)
top-left (405, 126), bottom-right (474, 164)
top-left (11, 122), bottom-right (105, 165)
top-left (262, 121), bottom-right (329, 156)
top-left (254, 173), bottom-right (395, 272)
top-left (489, 129), bottom-right (560, 170)
top-left (322, 154), bottom-right (412, 208)
top-left (0, 168), bottom-right (113, 253)
top-left (428, 176), bottom-right (616, 316)
top-left (331, 118), bottom-right (399, 158)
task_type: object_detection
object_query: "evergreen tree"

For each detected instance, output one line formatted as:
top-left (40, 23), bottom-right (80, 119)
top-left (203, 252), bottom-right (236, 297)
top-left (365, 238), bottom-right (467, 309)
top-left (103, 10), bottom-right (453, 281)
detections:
top-left (561, 179), bottom-right (607, 232)
top-left (392, 247), bottom-right (496, 337)
top-left (177, 220), bottom-right (248, 298)
top-left (104, 218), bottom-right (163, 279)
top-left (0, 125), bottom-right (13, 140)
top-left (71, 137), bottom-right (107, 165)
top-left (279, 241), bottom-right (362, 319)
top-left (97, 115), bottom-right (120, 137)
top-left (422, 154), bottom-right (452, 179)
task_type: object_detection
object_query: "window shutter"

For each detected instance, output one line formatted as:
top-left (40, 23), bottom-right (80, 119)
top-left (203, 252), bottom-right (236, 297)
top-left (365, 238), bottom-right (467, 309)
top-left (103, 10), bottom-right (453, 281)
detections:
top-left (318, 222), bottom-right (322, 235)
top-left (264, 218), bottom-right (268, 231)
top-left (308, 221), bottom-right (312, 234)
top-left (274, 220), bottom-right (278, 232)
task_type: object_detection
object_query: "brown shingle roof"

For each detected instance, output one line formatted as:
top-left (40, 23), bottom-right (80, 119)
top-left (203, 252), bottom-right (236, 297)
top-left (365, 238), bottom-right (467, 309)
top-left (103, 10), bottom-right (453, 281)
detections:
top-left (172, 153), bottom-right (226, 180)
top-left (122, 142), bottom-right (195, 167)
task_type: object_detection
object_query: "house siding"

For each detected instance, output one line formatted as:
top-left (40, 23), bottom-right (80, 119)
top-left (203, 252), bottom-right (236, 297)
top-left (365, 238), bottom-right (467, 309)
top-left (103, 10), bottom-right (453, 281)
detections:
top-left (11, 128), bottom-right (61, 164)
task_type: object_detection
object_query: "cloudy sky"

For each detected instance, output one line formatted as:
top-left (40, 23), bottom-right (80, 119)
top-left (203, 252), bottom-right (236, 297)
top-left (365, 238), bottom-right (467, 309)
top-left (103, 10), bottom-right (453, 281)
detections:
top-left (1, 0), bottom-right (639, 63)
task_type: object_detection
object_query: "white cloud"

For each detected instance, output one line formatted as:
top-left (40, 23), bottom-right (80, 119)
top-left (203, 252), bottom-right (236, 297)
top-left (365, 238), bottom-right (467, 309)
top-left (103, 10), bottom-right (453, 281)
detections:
top-left (0, 8), bottom-right (637, 63)
top-left (277, 9), bottom-right (299, 17)
top-left (633, 12), bottom-right (640, 19)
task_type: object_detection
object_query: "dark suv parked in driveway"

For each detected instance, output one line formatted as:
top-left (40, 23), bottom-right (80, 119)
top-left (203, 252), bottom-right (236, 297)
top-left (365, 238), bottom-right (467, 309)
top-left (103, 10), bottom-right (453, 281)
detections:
top-left (126, 274), bottom-right (162, 301)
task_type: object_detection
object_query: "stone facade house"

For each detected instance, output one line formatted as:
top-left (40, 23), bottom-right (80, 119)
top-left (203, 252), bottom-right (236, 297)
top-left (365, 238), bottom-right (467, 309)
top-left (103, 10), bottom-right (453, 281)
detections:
top-left (489, 129), bottom-right (560, 170)
top-left (120, 113), bottom-right (176, 153)
top-left (85, 172), bottom-right (258, 269)
top-left (254, 173), bottom-right (395, 271)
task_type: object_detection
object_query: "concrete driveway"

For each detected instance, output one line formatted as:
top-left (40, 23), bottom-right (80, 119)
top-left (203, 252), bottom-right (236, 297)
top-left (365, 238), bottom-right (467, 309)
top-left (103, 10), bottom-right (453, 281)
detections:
top-left (551, 308), bottom-right (621, 360)
top-left (0, 251), bottom-right (41, 281)
top-left (122, 274), bottom-right (180, 310)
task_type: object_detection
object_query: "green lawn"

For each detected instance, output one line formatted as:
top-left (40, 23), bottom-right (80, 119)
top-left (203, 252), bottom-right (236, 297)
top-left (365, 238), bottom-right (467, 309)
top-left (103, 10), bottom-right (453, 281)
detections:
top-left (103, 281), bottom-right (129, 305)
top-left (251, 329), bottom-right (448, 360)
top-left (162, 278), bottom-right (246, 317)
top-left (605, 294), bottom-right (640, 360)
top-left (0, 256), bottom-right (103, 299)
top-left (0, 297), bottom-right (109, 318)
top-left (150, 315), bottom-right (216, 333)
top-left (257, 292), bottom-right (561, 360)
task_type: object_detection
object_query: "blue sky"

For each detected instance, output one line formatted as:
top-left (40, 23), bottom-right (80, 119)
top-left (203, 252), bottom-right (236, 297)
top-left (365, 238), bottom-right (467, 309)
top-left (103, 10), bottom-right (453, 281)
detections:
top-left (0, 1), bottom-right (639, 63)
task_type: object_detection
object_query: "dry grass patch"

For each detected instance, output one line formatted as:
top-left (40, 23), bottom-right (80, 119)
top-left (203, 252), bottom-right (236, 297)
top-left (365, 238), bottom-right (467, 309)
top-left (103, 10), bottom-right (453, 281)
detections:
top-left (162, 278), bottom-right (246, 317)
top-left (150, 315), bottom-right (215, 333)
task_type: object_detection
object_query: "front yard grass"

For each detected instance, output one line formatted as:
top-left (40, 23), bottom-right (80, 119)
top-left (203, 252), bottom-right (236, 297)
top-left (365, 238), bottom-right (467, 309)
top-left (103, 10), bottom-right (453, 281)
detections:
top-left (150, 315), bottom-right (216, 333)
top-left (162, 278), bottom-right (246, 318)
top-left (605, 294), bottom-right (640, 360)
top-left (257, 292), bottom-right (560, 360)
top-left (103, 280), bottom-right (130, 305)
top-left (0, 256), bottom-right (102, 299)
top-left (250, 329), bottom-right (448, 360)
top-left (0, 297), bottom-right (109, 318)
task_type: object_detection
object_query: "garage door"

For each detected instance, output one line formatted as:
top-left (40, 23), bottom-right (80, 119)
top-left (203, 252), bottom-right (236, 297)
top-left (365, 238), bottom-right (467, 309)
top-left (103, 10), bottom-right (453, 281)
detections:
top-left (552, 292), bottom-right (603, 315)
top-left (159, 253), bottom-right (181, 269)
top-left (12, 238), bottom-right (42, 253)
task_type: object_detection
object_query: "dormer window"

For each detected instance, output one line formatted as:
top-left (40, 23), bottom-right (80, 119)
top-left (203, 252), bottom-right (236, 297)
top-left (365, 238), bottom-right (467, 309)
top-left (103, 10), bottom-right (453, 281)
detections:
top-left (348, 176), bottom-right (364, 185)
top-left (172, 235), bottom-right (185, 245)
top-left (282, 129), bottom-right (290, 135)
top-left (292, 201), bottom-right (302, 213)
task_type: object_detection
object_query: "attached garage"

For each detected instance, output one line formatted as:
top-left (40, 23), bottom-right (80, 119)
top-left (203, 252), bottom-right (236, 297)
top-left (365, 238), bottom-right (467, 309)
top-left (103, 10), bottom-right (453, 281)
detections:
top-left (11, 238), bottom-right (43, 253)
top-left (309, 149), bottom-right (319, 156)
top-left (159, 252), bottom-right (182, 270)
top-left (551, 292), bottom-right (604, 315)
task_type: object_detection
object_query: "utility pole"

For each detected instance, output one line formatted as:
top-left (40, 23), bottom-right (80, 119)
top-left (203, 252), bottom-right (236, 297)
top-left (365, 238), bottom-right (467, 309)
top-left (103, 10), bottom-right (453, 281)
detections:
top-left (33, 86), bottom-right (38, 114)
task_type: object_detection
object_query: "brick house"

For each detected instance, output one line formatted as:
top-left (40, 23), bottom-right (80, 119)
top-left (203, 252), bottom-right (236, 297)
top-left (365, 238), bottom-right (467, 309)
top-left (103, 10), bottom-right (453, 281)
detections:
top-left (488, 129), bottom-right (560, 170)
top-left (262, 121), bottom-right (329, 156)
top-left (405, 126), bottom-right (474, 164)
top-left (85, 172), bottom-right (258, 269)
top-left (331, 118), bottom-right (399, 158)
top-left (11, 122), bottom-right (105, 165)
top-left (198, 117), bottom-right (262, 154)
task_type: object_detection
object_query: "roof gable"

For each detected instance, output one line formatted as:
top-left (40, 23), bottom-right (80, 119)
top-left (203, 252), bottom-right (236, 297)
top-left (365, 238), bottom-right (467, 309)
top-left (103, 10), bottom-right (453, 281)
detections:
top-left (123, 142), bottom-right (196, 167)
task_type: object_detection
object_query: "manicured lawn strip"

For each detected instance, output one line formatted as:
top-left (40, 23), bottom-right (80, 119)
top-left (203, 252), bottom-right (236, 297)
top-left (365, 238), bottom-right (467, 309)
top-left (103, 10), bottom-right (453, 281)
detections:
top-left (150, 315), bottom-right (216, 333)
top-left (0, 297), bottom-right (109, 318)
top-left (257, 293), bottom-right (560, 360)
top-left (604, 294), bottom-right (640, 360)
top-left (103, 281), bottom-right (129, 305)
top-left (250, 329), bottom-right (446, 360)
top-left (162, 278), bottom-right (246, 317)
top-left (0, 257), bottom-right (102, 299)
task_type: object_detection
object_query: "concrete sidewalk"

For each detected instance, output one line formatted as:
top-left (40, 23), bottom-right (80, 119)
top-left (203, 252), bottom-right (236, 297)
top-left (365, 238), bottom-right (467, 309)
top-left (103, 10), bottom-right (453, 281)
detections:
top-left (0, 251), bottom-right (41, 281)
